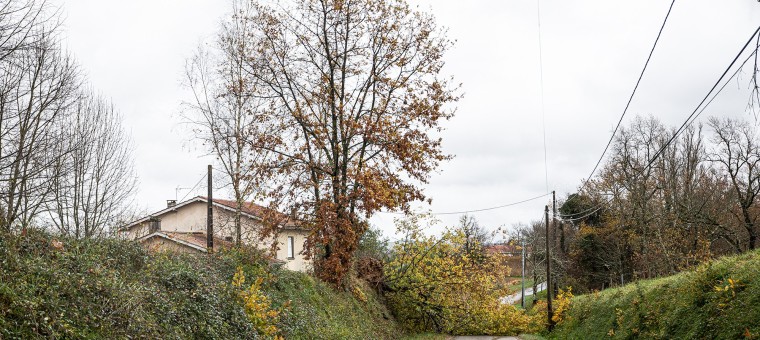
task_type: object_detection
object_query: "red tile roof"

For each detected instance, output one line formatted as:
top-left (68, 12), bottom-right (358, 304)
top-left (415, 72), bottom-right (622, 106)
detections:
top-left (203, 197), bottom-right (299, 228)
top-left (121, 196), bottom-right (302, 231)
top-left (484, 244), bottom-right (521, 255)
top-left (161, 231), bottom-right (233, 250)
top-left (141, 231), bottom-right (285, 265)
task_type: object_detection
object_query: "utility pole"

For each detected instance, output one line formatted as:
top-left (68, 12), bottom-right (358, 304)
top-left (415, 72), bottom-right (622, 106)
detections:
top-left (545, 204), bottom-right (554, 331)
top-left (532, 239), bottom-right (538, 306)
top-left (207, 165), bottom-right (214, 252)
top-left (552, 190), bottom-right (558, 298)
top-left (559, 219), bottom-right (566, 254)
top-left (521, 237), bottom-right (526, 309)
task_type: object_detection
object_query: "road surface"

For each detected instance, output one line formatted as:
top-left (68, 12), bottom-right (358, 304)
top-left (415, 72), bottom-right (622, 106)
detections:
top-left (500, 281), bottom-right (546, 305)
top-left (452, 337), bottom-right (520, 340)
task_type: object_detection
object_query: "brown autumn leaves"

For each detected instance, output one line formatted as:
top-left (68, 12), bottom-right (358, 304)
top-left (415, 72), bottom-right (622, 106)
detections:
top-left (185, 0), bottom-right (459, 286)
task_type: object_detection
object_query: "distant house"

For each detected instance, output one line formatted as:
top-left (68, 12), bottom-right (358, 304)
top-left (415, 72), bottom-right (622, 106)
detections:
top-left (484, 244), bottom-right (521, 257)
top-left (484, 243), bottom-right (523, 277)
top-left (119, 196), bottom-right (311, 272)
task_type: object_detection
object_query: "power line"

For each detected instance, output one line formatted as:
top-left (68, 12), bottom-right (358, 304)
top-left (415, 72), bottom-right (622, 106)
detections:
top-left (558, 202), bottom-right (605, 218)
top-left (557, 192), bottom-right (613, 220)
top-left (562, 205), bottom-right (604, 223)
top-left (433, 193), bottom-right (551, 215)
top-left (380, 192), bottom-right (551, 216)
top-left (642, 25), bottom-right (760, 174)
top-left (537, 0), bottom-right (549, 194)
top-left (685, 48), bottom-right (758, 131)
top-left (581, 0), bottom-right (676, 192)
top-left (179, 173), bottom-right (206, 202)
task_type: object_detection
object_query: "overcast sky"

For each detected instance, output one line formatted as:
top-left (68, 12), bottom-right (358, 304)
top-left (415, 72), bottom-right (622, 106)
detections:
top-left (53, 0), bottom-right (760, 240)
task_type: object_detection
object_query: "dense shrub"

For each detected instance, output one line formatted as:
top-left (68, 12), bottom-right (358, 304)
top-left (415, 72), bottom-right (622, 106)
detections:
top-left (384, 218), bottom-right (544, 336)
top-left (0, 229), bottom-right (256, 339)
top-left (0, 229), bottom-right (400, 339)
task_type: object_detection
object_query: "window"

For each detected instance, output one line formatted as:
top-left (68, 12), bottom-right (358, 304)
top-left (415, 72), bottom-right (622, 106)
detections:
top-left (287, 236), bottom-right (295, 259)
top-left (148, 217), bottom-right (161, 233)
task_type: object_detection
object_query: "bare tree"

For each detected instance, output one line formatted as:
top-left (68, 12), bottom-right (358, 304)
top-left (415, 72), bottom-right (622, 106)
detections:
top-left (708, 117), bottom-right (760, 251)
top-left (0, 0), bottom-right (60, 62)
top-left (0, 0), bottom-right (136, 236)
top-left (457, 214), bottom-right (489, 257)
top-left (0, 31), bottom-right (79, 231)
top-left (747, 33), bottom-right (760, 119)
top-left (184, 0), bottom-right (263, 246)
top-left (46, 92), bottom-right (137, 238)
top-left (603, 116), bottom-right (666, 278)
top-left (557, 116), bottom-right (760, 292)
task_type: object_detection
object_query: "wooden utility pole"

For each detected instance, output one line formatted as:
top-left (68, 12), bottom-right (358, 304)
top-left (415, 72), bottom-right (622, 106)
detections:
top-left (545, 204), bottom-right (554, 330)
top-left (207, 165), bottom-right (214, 252)
top-left (532, 243), bottom-right (538, 306)
top-left (552, 190), bottom-right (559, 298)
top-left (521, 237), bottom-right (526, 309)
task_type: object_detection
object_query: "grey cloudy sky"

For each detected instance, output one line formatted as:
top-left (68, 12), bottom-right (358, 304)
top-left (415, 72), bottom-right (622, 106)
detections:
top-left (53, 0), bottom-right (760, 240)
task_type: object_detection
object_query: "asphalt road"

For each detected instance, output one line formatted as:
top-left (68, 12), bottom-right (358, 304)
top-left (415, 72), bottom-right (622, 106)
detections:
top-left (451, 282), bottom-right (547, 340)
top-left (452, 337), bottom-right (520, 340)
top-left (500, 281), bottom-right (547, 305)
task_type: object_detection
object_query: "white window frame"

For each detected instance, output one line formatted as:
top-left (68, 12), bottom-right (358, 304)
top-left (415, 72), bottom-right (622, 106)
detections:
top-left (287, 236), bottom-right (295, 259)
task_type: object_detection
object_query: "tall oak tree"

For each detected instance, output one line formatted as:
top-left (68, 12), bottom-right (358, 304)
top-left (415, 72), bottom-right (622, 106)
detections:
top-left (236, 0), bottom-right (458, 285)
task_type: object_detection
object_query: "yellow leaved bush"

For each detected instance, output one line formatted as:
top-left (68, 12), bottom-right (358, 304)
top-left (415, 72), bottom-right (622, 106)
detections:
top-left (232, 266), bottom-right (286, 339)
top-left (384, 221), bottom-right (544, 335)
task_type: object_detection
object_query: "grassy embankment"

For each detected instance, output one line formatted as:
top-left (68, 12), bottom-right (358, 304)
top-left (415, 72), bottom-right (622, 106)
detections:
top-left (0, 229), bottom-right (399, 339)
top-left (552, 249), bottom-right (760, 339)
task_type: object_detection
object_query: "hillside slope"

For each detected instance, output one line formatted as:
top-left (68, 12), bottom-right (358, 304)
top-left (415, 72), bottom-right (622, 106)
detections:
top-left (552, 250), bottom-right (760, 339)
top-left (0, 230), bottom-right (399, 339)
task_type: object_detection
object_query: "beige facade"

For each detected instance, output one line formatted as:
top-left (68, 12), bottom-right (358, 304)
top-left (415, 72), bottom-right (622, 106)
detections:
top-left (141, 234), bottom-right (203, 254)
top-left (276, 229), bottom-right (310, 271)
top-left (121, 197), bottom-right (311, 272)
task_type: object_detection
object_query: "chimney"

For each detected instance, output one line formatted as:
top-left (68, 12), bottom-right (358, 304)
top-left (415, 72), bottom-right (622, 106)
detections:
top-left (167, 200), bottom-right (177, 208)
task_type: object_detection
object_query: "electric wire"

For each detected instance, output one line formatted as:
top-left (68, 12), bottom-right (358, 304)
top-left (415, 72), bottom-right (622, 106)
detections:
top-left (432, 193), bottom-right (551, 215)
top-left (558, 202), bottom-right (605, 218)
top-left (380, 192), bottom-right (551, 216)
top-left (537, 0), bottom-right (549, 194)
top-left (557, 193), bottom-right (613, 219)
top-left (684, 48), bottom-right (758, 133)
top-left (561, 205), bottom-right (604, 223)
top-left (642, 25), bottom-right (760, 174)
top-left (179, 173), bottom-right (206, 202)
top-left (580, 0), bottom-right (676, 193)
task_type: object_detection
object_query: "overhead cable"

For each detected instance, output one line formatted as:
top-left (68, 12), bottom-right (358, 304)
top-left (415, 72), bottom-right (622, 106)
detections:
top-left (643, 25), bottom-right (760, 173)
top-left (580, 0), bottom-right (677, 193)
top-left (179, 173), bottom-right (206, 202)
top-left (537, 0), bottom-right (549, 193)
top-left (381, 192), bottom-right (551, 216)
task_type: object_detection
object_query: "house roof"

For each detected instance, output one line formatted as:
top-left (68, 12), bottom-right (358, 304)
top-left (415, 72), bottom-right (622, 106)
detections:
top-left (484, 244), bottom-right (522, 255)
top-left (201, 197), bottom-right (297, 228)
top-left (138, 231), bottom-right (233, 253)
top-left (138, 231), bottom-right (286, 265)
top-left (120, 196), bottom-right (302, 231)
